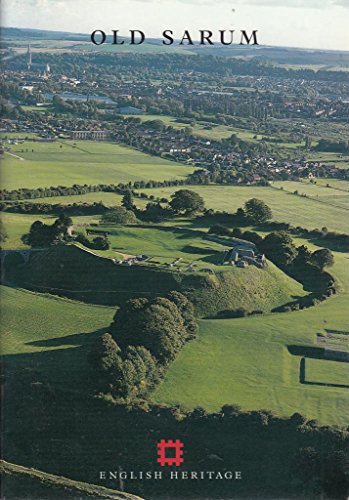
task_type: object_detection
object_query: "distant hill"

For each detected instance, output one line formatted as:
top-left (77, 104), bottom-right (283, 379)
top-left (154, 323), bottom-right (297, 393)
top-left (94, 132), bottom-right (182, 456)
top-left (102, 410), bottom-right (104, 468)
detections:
top-left (2, 26), bottom-right (349, 66)
top-left (0, 460), bottom-right (142, 500)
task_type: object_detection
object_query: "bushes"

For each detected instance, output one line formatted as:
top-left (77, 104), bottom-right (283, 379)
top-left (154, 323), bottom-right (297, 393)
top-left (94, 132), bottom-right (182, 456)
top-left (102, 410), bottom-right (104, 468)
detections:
top-left (214, 308), bottom-right (250, 319)
top-left (75, 233), bottom-right (110, 251)
top-left (100, 206), bottom-right (138, 225)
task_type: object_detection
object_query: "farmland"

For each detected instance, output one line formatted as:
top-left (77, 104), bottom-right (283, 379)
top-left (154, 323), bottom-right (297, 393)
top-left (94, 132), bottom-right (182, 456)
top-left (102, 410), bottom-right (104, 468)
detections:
top-left (143, 184), bottom-right (349, 233)
top-left (1, 139), bottom-right (194, 190)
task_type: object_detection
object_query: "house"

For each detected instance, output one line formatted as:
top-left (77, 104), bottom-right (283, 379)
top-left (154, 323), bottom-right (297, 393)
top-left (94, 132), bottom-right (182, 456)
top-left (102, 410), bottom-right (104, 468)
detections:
top-left (71, 130), bottom-right (109, 141)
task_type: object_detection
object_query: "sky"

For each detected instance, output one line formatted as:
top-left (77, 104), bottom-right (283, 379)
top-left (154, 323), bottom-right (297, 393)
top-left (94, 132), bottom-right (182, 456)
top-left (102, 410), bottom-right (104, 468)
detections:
top-left (2, 0), bottom-right (349, 51)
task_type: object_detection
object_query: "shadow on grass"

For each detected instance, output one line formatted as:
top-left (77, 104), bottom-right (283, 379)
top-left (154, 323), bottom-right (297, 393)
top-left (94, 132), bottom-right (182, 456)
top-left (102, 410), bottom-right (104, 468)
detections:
top-left (3, 328), bottom-right (107, 394)
top-left (296, 351), bottom-right (349, 389)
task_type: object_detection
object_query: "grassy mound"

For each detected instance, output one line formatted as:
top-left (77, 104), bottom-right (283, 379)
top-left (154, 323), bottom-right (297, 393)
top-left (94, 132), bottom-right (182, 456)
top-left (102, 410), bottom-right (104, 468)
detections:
top-left (0, 461), bottom-right (142, 499)
top-left (6, 241), bottom-right (306, 317)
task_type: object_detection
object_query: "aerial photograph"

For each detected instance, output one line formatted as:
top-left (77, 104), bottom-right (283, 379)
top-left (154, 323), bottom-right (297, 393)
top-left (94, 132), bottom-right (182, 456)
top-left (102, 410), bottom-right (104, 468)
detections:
top-left (1, 0), bottom-right (348, 498)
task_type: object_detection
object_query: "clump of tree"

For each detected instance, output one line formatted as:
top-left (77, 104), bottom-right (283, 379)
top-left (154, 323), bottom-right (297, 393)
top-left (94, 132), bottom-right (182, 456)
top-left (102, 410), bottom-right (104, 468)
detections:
top-left (90, 292), bottom-right (197, 399)
top-left (90, 333), bottom-right (159, 398)
top-left (169, 189), bottom-right (205, 215)
top-left (100, 206), bottom-right (138, 225)
top-left (261, 231), bottom-right (297, 268)
top-left (243, 198), bottom-right (273, 224)
top-left (137, 202), bottom-right (172, 222)
top-left (75, 233), bottom-right (110, 251)
top-left (310, 248), bottom-right (334, 270)
top-left (21, 214), bottom-right (72, 247)
top-left (110, 295), bottom-right (192, 364)
top-left (315, 138), bottom-right (349, 154)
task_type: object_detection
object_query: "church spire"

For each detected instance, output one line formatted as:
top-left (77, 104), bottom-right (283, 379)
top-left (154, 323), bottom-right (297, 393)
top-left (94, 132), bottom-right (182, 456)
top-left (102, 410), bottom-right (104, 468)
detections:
top-left (27, 43), bottom-right (32, 70)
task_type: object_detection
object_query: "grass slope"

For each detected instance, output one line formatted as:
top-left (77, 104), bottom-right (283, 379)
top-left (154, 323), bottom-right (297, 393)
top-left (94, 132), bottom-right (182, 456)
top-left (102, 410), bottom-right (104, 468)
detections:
top-left (0, 461), bottom-right (142, 500)
top-left (153, 249), bottom-right (349, 426)
top-left (1, 140), bottom-right (194, 190)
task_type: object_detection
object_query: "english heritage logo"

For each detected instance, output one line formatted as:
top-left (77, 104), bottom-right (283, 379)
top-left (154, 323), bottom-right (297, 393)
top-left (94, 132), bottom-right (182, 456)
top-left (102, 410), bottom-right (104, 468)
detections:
top-left (157, 439), bottom-right (184, 467)
top-left (99, 439), bottom-right (242, 481)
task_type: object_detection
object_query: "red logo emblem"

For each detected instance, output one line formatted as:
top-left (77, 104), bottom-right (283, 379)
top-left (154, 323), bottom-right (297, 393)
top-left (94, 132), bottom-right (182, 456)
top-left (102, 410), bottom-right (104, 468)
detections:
top-left (157, 439), bottom-right (184, 466)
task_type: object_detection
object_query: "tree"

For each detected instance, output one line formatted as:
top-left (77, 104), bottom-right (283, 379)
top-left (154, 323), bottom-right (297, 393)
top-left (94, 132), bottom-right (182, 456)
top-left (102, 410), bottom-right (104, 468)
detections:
top-left (0, 219), bottom-right (8, 244)
top-left (169, 189), bottom-right (205, 215)
top-left (294, 244), bottom-right (312, 267)
top-left (166, 291), bottom-right (198, 338)
top-left (321, 451), bottom-right (349, 499)
top-left (310, 248), bottom-right (334, 270)
top-left (110, 296), bottom-right (189, 364)
top-left (89, 333), bottom-right (123, 391)
top-left (92, 236), bottom-right (110, 250)
top-left (55, 213), bottom-right (73, 230)
top-left (121, 191), bottom-right (135, 211)
top-left (142, 202), bottom-right (170, 222)
top-left (21, 216), bottom-right (70, 248)
top-left (261, 231), bottom-right (297, 268)
top-left (101, 206), bottom-right (137, 225)
top-left (119, 346), bottom-right (159, 398)
top-left (244, 198), bottom-right (272, 224)
top-left (291, 447), bottom-right (321, 496)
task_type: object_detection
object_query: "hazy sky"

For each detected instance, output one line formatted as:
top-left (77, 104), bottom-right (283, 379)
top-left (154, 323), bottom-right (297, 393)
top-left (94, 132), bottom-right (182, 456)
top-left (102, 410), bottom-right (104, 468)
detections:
top-left (2, 0), bottom-right (349, 51)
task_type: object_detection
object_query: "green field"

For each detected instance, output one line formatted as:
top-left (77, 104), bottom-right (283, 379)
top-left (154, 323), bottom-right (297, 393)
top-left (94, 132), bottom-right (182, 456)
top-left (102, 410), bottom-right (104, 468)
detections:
top-left (153, 248), bottom-right (349, 426)
top-left (272, 180), bottom-right (349, 210)
top-left (144, 184), bottom-right (349, 233)
top-left (305, 358), bottom-right (348, 387)
top-left (124, 114), bottom-right (253, 141)
top-left (315, 178), bottom-right (349, 191)
top-left (307, 151), bottom-right (349, 169)
top-left (1, 139), bottom-right (195, 190)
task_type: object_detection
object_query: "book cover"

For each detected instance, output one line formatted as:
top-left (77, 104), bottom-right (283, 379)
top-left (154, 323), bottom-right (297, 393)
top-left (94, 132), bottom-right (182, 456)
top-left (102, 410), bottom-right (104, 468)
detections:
top-left (1, 1), bottom-right (348, 499)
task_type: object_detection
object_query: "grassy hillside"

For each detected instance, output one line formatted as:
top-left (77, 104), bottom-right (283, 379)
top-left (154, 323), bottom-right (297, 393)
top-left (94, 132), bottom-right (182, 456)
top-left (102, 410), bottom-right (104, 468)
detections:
top-left (0, 461), bottom-right (142, 499)
top-left (144, 184), bottom-right (349, 233)
top-left (1, 140), bottom-right (194, 190)
top-left (1, 285), bottom-right (114, 356)
top-left (5, 235), bottom-right (306, 316)
top-left (153, 249), bottom-right (349, 426)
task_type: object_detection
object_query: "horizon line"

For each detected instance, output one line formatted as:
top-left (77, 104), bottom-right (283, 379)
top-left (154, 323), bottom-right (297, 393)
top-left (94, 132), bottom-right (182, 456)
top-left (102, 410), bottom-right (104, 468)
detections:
top-left (1, 25), bottom-right (349, 54)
